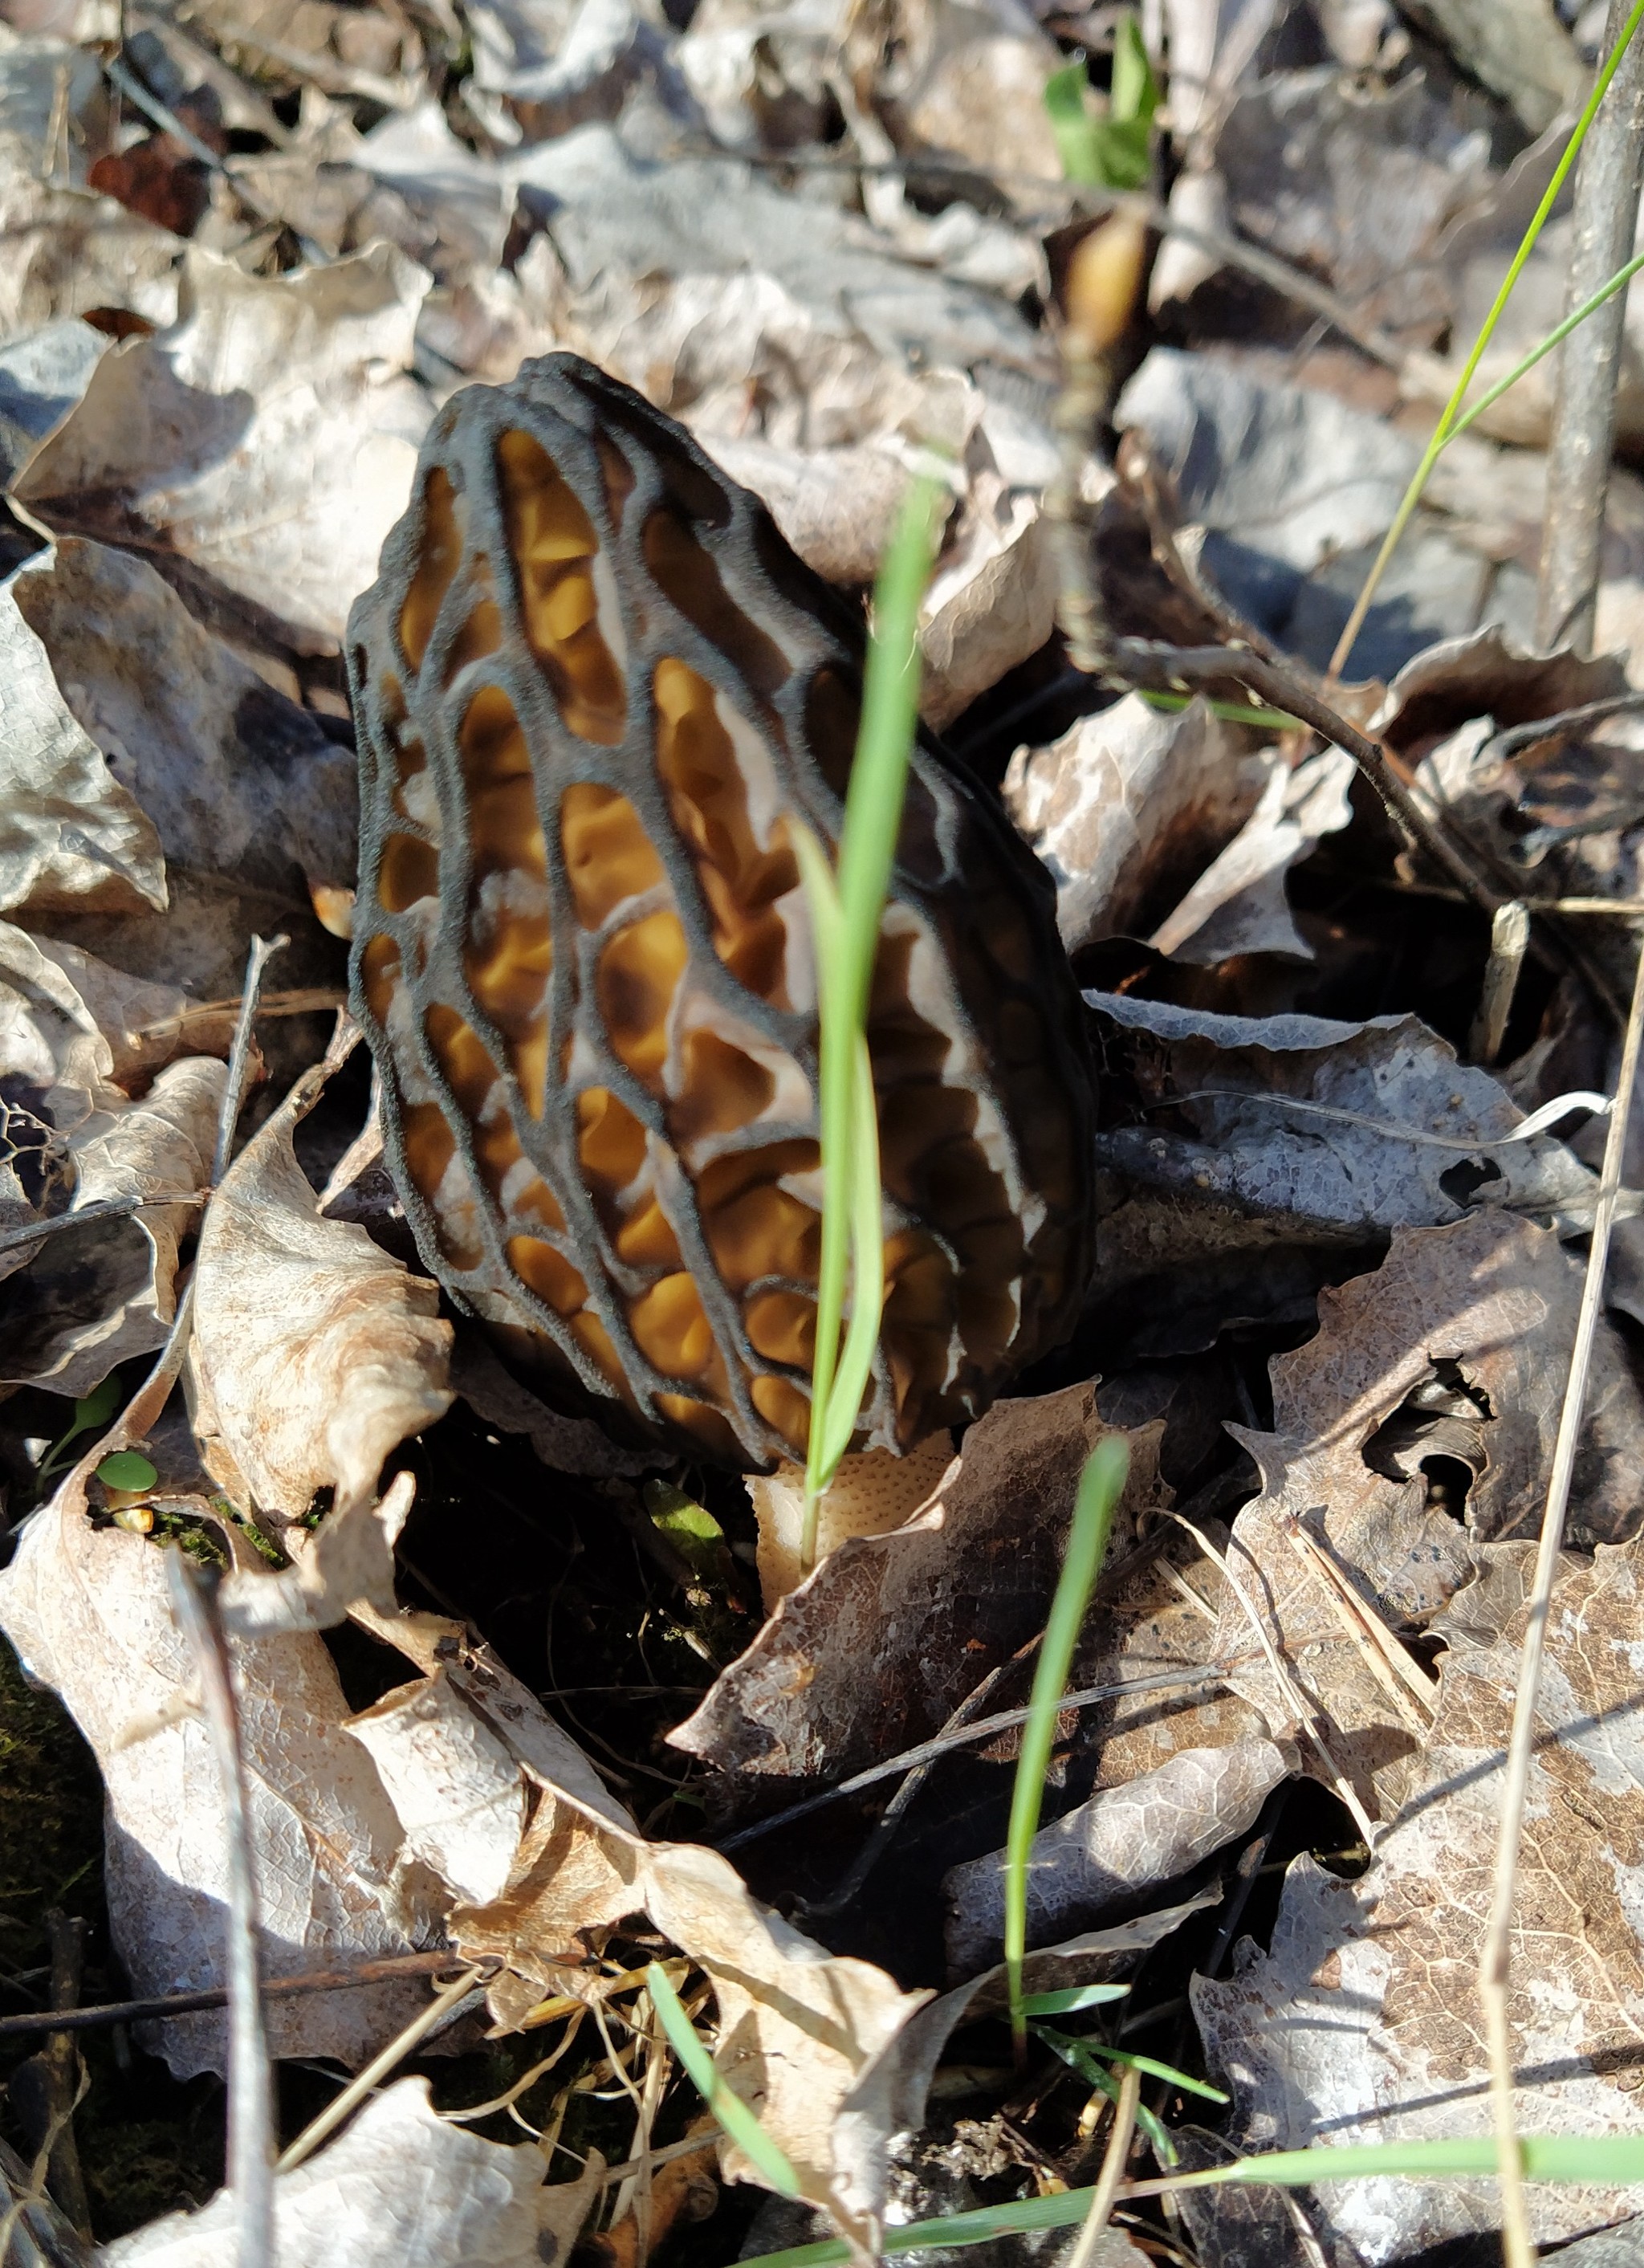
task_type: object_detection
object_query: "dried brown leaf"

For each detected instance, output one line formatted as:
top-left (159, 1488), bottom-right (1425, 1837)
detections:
top-left (12, 244), bottom-right (432, 652)
top-left (671, 1386), bottom-right (1166, 1790)
top-left (188, 1047), bottom-right (453, 1524)
top-left (1194, 1529), bottom-right (1644, 2260)
top-left (0, 1494), bottom-right (430, 2078)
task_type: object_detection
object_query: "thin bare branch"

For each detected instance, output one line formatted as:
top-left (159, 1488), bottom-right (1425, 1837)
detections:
top-left (1536, 0), bottom-right (1644, 650)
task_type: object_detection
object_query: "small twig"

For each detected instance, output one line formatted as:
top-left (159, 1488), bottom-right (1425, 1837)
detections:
top-left (211, 934), bottom-right (287, 1187)
top-left (1278, 1521), bottom-right (1433, 1737)
top-left (0, 1951), bottom-right (476, 2041)
top-left (165, 1553), bottom-right (274, 2268)
top-left (275, 1967), bottom-right (486, 2174)
top-left (1469, 902), bottom-right (1532, 1068)
top-left (39, 1912), bottom-right (91, 2237)
top-left (1479, 929), bottom-right (1644, 2268)
top-left (1536, 0), bottom-right (1644, 653)
top-left (1064, 2061), bottom-right (1141, 2268)
top-left (0, 1190), bottom-right (209, 1256)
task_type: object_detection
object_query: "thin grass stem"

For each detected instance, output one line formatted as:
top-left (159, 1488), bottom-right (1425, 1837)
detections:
top-left (796, 478), bottom-right (942, 1572)
top-left (1005, 1437), bottom-right (1131, 2054)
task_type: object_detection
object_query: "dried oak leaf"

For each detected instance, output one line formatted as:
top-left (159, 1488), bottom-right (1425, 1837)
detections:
top-left (670, 1385), bottom-right (1167, 1792)
top-left (189, 1045), bottom-right (453, 1525)
top-left (1209, 1211), bottom-right (1644, 1818)
top-left (0, 1496), bottom-right (430, 2078)
top-left (1003, 695), bottom-right (1259, 955)
top-left (12, 243), bottom-right (432, 653)
top-left (103, 2078), bottom-right (601, 2267)
top-left (1194, 1530), bottom-right (1644, 2263)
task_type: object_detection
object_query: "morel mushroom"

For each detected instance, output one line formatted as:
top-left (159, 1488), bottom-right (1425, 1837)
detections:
top-left (348, 352), bottom-right (1093, 1468)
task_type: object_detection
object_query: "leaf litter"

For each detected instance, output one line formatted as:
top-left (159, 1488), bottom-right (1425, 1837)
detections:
top-left (6, 0), bottom-right (1644, 2262)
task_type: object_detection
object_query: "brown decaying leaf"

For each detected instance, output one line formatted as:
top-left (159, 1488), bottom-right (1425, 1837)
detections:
top-left (187, 1046), bottom-right (454, 1525)
top-left (0, 1496), bottom-right (433, 2078)
top-left (12, 243), bottom-right (432, 652)
top-left (338, 1605), bottom-right (930, 2250)
top-left (101, 2078), bottom-right (600, 2267)
top-left (942, 1737), bottom-right (1296, 1975)
top-left (671, 1386), bottom-right (1168, 1791)
top-left (1208, 1211), bottom-right (1644, 1822)
top-left (0, 567), bottom-right (165, 919)
top-left (1003, 696), bottom-right (1264, 955)
top-left (0, 1052), bottom-right (224, 1395)
top-left (1194, 1532), bottom-right (1644, 2262)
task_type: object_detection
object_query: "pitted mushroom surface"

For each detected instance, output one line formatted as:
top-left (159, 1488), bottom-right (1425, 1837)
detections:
top-left (348, 352), bottom-right (1093, 1467)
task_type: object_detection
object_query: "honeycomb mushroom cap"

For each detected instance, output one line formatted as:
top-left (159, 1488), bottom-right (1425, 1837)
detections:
top-left (348, 352), bottom-right (1094, 1468)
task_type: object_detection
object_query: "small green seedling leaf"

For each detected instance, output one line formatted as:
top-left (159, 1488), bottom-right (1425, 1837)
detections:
top-left (36, 1372), bottom-right (124, 1483)
top-left (1043, 19), bottom-right (1158, 190)
top-left (1032, 2025), bottom-right (1227, 2103)
top-left (647, 1962), bottom-right (801, 2198)
top-left (97, 1451), bottom-right (157, 1494)
top-left (1017, 1984), bottom-right (1130, 2015)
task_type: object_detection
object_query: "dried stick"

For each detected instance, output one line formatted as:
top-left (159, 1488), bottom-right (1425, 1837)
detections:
top-left (1536, 0), bottom-right (1644, 652)
top-left (1478, 930), bottom-right (1644, 2268)
top-left (38, 1912), bottom-right (91, 2236)
top-left (1064, 2061), bottom-right (1142, 2268)
top-left (165, 1552), bottom-right (274, 2268)
top-left (0, 1951), bottom-right (476, 2041)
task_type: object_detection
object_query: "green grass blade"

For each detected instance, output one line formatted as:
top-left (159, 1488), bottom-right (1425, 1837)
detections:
top-left (1032, 2025), bottom-right (1227, 2105)
top-left (735, 2133), bottom-right (1644, 2267)
top-left (1005, 1437), bottom-right (1131, 2050)
top-left (1017, 1984), bottom-right (1131, 2015)
top-left (796, 478), bottom-right (941, 1568)
top-left (1328, 0), bottom-right (1644, 681)
top-left (1137, 690), bottom-right (1301, 730)
top-left (1448, 244), bottom-right (1644, 442)
top-left (645, 1962), bottom-right (801, 2198)
top-left (817, 1031), bottom-right (886, 1479)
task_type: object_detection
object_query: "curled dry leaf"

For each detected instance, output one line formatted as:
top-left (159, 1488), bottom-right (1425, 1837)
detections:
top-left (0, 561), bottom-right (165, 919)
top-left (1114, 348), bottom-right (1504, 678)
top-left (0, 1052), bottom-right (223, 1395)
top-left (12, 243), bottom-right (433, 652)
top-left (942, 1737), bottom-right (1296, 1975)
top-left (671, 1386), bottom-right (1167, 1790)
top-left (343, 1610), bottom-right (933, 2250)
top-left (0, 1495), bottom-right (429, 2077)
top-left (12, 539), bottom-right (358, 906)
top-left (1003, 697), bottom-right (1262, 955)
top-left (1088, 993), bottom-right (1602, 1243)
top-left (919, 478), bottom-right (1058, 731)
top-left (189, 1045), bottom-right (453, 1524)
top-left (1194, 1530), bottom-right (1644, 2263)
top-left (102, 2078), bottom-right (602, 2268)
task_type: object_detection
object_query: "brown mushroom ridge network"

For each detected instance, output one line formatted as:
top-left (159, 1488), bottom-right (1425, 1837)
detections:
top-left (348, 352), bottom-right (1095, 1469)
